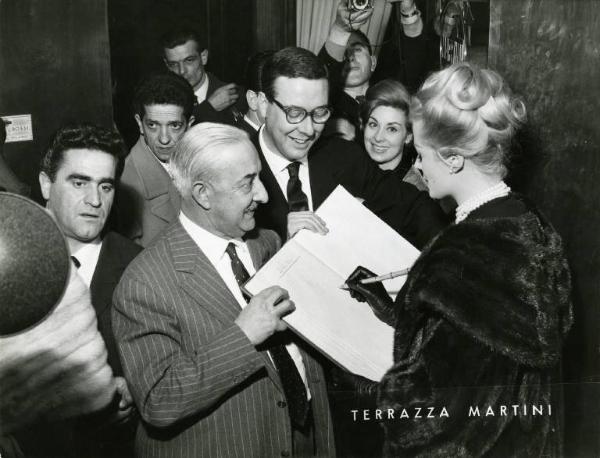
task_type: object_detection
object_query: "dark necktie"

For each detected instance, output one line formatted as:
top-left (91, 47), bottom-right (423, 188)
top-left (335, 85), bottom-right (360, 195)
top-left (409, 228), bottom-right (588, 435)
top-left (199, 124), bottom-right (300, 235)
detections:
top-left (70, 255), bottom-right (81, 268)
top-left (225, 242), bottom-right (309, 427)
top-left (355, 95), bottom-right (366, 104)
top-left (286, 162), bottom-right (309, 212)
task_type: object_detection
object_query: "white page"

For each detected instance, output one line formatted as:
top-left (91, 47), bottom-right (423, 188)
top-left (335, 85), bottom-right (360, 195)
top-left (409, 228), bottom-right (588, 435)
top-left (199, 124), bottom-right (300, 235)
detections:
top-left (295, 186), bottom-right (421, 296)
top-left (245, 185), bottom-right (419, 381)
top-left (245, 239), bottom-right (394, 381)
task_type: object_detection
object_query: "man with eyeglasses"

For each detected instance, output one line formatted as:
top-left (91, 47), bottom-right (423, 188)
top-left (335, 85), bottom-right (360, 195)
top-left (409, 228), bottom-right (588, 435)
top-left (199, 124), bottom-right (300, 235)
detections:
top-left (254, 46), bottom-right (445, 248)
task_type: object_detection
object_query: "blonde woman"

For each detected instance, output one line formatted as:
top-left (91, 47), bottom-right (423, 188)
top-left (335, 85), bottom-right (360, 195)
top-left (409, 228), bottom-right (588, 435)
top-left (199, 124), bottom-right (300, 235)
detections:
top-left (347, 62), bottom-right (572, 457)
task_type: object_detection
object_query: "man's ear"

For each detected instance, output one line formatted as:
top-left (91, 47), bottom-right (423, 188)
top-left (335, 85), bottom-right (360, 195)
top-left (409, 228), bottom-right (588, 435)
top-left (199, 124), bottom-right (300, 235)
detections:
top-left (405, 132), bottom-right (413, 145)
top-left (187, 115), bottom-right (195, 129)
top-left (246, 90), bottom-right (258, 111)
top-left (257, 92), bottom-right (268, 119)
top-left (200, 49), bottom-right (209, 66)
top-left (134, 114), bottom-right (144, 135)
top-left (39, 172), bottom-right (52, 201)
top-left (370, 54), bottom-right (377, 72)
top-left (191, 180), bottom-right (211, 210)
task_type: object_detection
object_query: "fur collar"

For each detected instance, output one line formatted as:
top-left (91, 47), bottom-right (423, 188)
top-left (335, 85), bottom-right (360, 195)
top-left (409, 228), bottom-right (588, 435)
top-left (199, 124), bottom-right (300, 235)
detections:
top-left (402, 208), bottom-right (573, 368)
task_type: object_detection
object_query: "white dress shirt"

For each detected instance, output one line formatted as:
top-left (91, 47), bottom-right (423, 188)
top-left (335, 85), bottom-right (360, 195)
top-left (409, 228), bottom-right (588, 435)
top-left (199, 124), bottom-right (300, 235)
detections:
top-left (179, 212), bottom-right (311, 396)
top-left (194, 74), bottom-right (210, 104)
top-left (71, 238), bottom-right (103, 287)
top-left (259, 127), bottom-right (313, 211)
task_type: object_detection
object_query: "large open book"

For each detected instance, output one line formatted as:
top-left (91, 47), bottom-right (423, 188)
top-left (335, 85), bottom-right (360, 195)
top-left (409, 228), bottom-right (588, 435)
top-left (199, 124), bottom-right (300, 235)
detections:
top-left (244, 186), bottom-right (421, 381)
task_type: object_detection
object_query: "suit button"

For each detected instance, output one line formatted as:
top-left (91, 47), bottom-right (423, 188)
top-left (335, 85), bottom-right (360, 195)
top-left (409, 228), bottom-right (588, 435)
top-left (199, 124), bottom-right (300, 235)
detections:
top-left (277, 400), bottom-right (287, 408)
top-left (281, 450), bottom-right (290, 457)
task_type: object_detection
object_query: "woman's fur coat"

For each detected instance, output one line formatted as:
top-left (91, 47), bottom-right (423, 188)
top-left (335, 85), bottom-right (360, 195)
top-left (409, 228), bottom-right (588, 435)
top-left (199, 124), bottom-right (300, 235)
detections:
top-left (379, 201), bottom-right (573, 457)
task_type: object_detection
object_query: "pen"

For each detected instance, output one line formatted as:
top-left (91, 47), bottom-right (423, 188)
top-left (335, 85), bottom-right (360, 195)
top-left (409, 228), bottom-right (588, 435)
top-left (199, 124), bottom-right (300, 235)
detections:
top-left (340, 267), bottom-right (411, 289)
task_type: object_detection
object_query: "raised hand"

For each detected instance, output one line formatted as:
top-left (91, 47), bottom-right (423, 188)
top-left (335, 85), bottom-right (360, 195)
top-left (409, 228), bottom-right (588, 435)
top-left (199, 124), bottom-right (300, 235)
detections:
top-left (207, 83), bottom-right (240, 111)
top-left (334, 1), bottom-right (374, 32)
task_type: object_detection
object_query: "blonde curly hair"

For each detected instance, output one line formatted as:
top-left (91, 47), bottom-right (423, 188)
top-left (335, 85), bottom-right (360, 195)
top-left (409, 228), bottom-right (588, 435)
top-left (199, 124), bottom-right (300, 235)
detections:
top-left (411, 62), bottom-right (527, 178)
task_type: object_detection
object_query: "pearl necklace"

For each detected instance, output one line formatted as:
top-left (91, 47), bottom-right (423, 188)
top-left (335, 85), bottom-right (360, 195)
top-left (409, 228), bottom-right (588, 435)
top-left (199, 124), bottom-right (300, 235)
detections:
top-left (455, 181), bottom-right (511, 223)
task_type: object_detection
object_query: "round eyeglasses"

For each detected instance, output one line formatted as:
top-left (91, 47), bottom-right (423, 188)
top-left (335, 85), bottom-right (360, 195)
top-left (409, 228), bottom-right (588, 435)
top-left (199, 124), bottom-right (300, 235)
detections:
top-left (270, 97), bottom-right (332, 124)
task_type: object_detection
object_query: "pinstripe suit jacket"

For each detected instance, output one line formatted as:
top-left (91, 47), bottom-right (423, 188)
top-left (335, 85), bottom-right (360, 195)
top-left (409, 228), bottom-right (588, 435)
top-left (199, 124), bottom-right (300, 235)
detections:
top-left (113, 222), bottom-right (335, 458)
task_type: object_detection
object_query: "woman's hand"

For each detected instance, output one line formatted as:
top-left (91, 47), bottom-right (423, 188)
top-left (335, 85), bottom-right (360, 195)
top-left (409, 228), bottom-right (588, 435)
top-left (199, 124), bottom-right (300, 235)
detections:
top-left (345, 266), bottom-right (396, 325)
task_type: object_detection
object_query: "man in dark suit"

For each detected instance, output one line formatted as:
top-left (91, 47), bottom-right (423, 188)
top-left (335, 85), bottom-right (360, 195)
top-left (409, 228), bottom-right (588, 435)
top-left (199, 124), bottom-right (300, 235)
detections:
top-left (162, 27), bottom-right (241, 125)
top-left (37, 124), bottom-right (141, 457)
top-left (236, 50), bottom-right (275, 137)
top-left (113, 123), bottom-right (335, 458)
top-left (254, 46), bottom-right (445, 248)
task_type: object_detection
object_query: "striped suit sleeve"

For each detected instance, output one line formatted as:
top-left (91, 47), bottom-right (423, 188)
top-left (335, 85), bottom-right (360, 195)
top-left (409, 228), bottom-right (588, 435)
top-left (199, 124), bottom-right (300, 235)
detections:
top-left (112, 275), bottom-right (265, 428)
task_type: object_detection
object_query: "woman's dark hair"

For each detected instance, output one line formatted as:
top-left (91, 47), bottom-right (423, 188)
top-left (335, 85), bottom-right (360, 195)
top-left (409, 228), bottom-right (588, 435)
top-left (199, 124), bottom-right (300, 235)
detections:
top-left (360, 79), bottom-right (411, 127)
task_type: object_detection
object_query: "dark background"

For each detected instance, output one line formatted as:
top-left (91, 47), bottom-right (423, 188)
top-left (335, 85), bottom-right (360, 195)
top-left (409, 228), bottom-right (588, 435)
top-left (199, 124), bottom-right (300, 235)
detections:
top-left (0, 0), bottom-right (598, 455)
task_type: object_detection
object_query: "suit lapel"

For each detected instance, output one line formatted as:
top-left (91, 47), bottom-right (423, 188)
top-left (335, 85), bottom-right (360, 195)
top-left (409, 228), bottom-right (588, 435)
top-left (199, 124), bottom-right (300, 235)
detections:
top-left (254, 136), bottom-right (290, 239)
top-left (308, 148), bottom-right (335, 209)
top-left (169, 224), bottom-right (241, 325)
top-left (90, 237), bottom-right (121, 317)
top-left (131, 138), bottom-right (180, 224)
top-left (168, 223), bottom-right (284, 391)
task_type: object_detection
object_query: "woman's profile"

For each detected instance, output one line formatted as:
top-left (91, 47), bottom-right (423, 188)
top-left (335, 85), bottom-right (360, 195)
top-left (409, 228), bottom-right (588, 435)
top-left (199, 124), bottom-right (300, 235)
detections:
top-left (347, 62), bottom-right (573, 457)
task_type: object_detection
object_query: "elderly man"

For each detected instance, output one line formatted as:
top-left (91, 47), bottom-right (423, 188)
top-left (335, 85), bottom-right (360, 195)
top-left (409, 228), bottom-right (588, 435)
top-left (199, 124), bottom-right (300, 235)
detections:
top-left (33, 124), bottom-right (141, 457)
top-left (117, 72), bottom-right (195, 246)
top-left (113, 123), bottom-right (335, 458)
top-left (254, 46), bottom-right (445, 247)
top-left (162, 27), bottom-right (240, 125)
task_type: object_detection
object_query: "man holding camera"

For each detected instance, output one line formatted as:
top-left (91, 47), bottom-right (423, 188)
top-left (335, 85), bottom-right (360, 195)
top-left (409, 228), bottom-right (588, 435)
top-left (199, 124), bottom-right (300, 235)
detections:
top-left (319, 0), bottom-right (423, 140)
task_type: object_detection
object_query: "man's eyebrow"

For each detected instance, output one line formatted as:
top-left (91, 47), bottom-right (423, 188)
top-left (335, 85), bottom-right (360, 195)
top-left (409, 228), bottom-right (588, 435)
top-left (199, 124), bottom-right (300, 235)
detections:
top-left (67, 174), bottom-right (115, 185)
top-left (67, 174), bottom-right (92, 182)
top-left (237, 173), bottom-right (257, 184)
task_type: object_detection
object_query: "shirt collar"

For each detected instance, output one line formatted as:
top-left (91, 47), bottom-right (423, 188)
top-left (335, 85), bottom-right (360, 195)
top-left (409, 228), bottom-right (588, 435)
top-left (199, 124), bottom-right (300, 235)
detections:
top-left (194, 74), bottom-right (210, 103)
top-left (179, 211), bottom-right (249, 267)
top-left (259, 126), bottom-right (308, 176)
top-left (243, 114), bottom-right (261, 132)
top-left (72, 237), bottom-right (102, 259)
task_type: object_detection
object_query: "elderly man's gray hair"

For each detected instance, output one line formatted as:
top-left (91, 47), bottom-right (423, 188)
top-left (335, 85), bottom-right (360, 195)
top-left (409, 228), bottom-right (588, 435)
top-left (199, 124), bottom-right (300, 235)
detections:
top-left (170, 123), bottom-right (252, 196)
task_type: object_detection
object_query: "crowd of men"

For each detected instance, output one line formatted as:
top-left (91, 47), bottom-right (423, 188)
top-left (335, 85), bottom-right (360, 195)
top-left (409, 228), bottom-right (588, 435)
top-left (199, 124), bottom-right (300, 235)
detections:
top-left (2, 2), bottom-right (445, 457)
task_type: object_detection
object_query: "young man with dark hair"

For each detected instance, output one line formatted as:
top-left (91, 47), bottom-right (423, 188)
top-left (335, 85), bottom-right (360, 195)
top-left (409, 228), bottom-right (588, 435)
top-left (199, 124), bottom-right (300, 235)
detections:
top-left (36, 123), bottom-right (141, 458)
top-left (236, 50), bottom-right (275, 137)
top-left (255, 46), bottom-right (445, 247)
top-left (117, 72), bottom-right (195, 246)
top-left (161, 27), bottom-right (241, 125)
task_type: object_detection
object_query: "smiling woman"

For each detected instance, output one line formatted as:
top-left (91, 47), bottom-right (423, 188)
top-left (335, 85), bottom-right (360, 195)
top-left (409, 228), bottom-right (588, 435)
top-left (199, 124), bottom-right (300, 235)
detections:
top-left (360, 79), bottom-right (425, 191)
